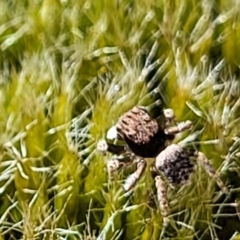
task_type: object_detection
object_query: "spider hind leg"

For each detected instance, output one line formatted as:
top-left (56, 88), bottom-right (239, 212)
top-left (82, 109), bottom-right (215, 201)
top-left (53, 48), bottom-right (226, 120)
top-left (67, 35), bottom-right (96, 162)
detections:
top-left (197, 151), bottom-right (229, 194)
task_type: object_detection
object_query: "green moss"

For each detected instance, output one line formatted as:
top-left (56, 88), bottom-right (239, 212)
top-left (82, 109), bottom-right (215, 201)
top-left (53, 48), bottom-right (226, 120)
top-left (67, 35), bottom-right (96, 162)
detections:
top-left (0, 0), bottom-right (240, 239)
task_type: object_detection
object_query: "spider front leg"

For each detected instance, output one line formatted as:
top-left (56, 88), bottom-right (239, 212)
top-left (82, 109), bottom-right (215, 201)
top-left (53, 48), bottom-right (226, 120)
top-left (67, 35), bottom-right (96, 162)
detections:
top-left (123, 156), bottom-right (146, 193)
top-left (107, 153), bottom-right (133, 180)
top-left (164, 120), bottom-right (193, 135)
top-left (97, 139), bottom-right (131, 181)
top-left (197, 151), bottom-right (229, 194)
top-left (155, 175), bottom-right (169, 225)
top-left (106, 153), bottom-right (146, 194)
top-left (163, 108), bottom-right (192, 136)
top-left (97, 139), bottom-right (125, 156)
top-left (107, 156), bottom-right (124, 181)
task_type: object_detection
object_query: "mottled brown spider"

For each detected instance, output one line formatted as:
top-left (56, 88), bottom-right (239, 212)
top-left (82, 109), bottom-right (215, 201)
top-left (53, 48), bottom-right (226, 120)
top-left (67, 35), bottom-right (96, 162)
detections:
top-left (97, 106), bottom-right (228, 224)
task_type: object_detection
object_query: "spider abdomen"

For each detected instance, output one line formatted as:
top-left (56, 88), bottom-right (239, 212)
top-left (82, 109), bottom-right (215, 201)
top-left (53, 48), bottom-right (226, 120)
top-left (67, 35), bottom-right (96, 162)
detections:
top-left (155, 144), bottom-right (195, 185)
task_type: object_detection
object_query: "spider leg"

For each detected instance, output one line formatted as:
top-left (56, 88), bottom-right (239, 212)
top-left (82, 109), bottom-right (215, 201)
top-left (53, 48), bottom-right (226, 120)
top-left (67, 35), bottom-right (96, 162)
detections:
top-left (107, 153), bottom-right (133, 180)
top-left (123, 157), bottom-right (146, 192)
top-left (162, 108), bottom-right (192, 136)
top-left (155, 175), bottom-right (169, 225)
top-left (163, 108), bottom-right (176, 125)
top-left (164, 120), bottom-right (192, 135)
top-left (97, 139), bottom-right (109, 155)
top-left (197, 151), bottom-right (229, 194)
top-left (107, 157), bottom-right (122, 180)
top-left (97, 139), bottom-right (126, 155)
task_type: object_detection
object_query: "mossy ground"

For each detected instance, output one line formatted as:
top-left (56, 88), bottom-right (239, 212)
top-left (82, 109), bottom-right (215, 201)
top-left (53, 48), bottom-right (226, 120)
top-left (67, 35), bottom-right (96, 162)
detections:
top-left (0, 0), bottom-right (240, 239)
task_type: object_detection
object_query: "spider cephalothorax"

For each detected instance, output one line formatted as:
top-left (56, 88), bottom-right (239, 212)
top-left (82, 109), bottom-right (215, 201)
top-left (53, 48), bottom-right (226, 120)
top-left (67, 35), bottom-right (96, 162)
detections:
top-left (97, 105), bottom-right (228, 224)
top-left (116, 106), bottom-right (173, 157)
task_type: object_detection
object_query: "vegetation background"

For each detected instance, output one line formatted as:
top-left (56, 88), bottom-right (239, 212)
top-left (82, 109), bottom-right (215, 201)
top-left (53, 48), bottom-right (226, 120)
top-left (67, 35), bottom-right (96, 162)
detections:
top-left (0, 0), bottom-right (240, 239)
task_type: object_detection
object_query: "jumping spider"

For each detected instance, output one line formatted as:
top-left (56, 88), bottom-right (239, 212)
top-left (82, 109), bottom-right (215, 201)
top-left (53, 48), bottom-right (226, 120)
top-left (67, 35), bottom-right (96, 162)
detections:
top-left (97, 106), bottom-right (228, 224)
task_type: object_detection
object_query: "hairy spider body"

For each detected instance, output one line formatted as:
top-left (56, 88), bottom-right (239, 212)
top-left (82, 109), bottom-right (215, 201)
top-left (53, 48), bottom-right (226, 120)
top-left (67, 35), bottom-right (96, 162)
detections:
top-left (97, 105), bottom-right (228, 224)
top-left (116, 106), bottom-right (174, 157)
top-left (155, 144), bottom-right (195, 186)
